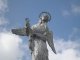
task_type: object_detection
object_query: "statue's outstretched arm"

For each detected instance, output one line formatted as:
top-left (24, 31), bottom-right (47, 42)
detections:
top-left (12, 19), bottom-right (32, 36)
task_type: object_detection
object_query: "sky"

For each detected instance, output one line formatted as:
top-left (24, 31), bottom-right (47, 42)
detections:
top-left (0, 0), bottom-right (80, 60)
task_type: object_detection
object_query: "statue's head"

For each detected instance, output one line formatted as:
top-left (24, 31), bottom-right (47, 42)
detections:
top-left (39, 12), bottom-right (51, 23)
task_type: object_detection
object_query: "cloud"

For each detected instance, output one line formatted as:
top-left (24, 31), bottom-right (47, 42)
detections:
top-left (71, 5), bottom-right (80, 14)
top-left (0, 0), bottom-right (8, 25)
top-left (0, 0), bottom-right (8, 14)
top-left (0, 16), bottom-right (8, 25)
top-left (48, 39), bottom-right (80, 60)
top-left (62, 4), bottom-right (80, 16)
top-left (0, 32), bottom-right (23, 60)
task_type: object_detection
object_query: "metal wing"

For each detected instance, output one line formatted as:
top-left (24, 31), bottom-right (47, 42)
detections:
top-left (12, 28), bottom-right (27, 36)
top-left (47, 31), bottom-right (56, 54)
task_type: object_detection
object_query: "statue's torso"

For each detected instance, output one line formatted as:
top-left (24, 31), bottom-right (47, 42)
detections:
top-left (31, 23), bottom-right (48, 60)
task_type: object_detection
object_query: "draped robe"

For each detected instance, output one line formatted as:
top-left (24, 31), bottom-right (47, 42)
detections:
top-left (30, 23), bottom-right (49, 60)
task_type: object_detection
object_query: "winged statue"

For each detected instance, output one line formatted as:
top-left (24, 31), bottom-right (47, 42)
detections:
top-left (12, 12), bottom-right (56, 60)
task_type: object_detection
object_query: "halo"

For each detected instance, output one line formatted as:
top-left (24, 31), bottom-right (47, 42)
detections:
top-left (39, 12), bottom-right (51, 21)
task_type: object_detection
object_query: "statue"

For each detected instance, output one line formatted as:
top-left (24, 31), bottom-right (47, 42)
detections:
top-left (12, 12), bottom-right (56, 60)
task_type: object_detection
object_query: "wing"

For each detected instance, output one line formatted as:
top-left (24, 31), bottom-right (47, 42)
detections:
top-left (12, 28), bottom-right (27, 36)
top-left (47, 31), bottom-right (56, 54)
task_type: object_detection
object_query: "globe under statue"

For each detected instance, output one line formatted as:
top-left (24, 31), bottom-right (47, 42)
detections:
top-left (12, 12), bottom-right (56, 60)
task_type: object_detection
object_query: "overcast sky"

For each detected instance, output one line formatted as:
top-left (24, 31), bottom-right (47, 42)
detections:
top-left (0, 0), bottom-right (80, 60)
